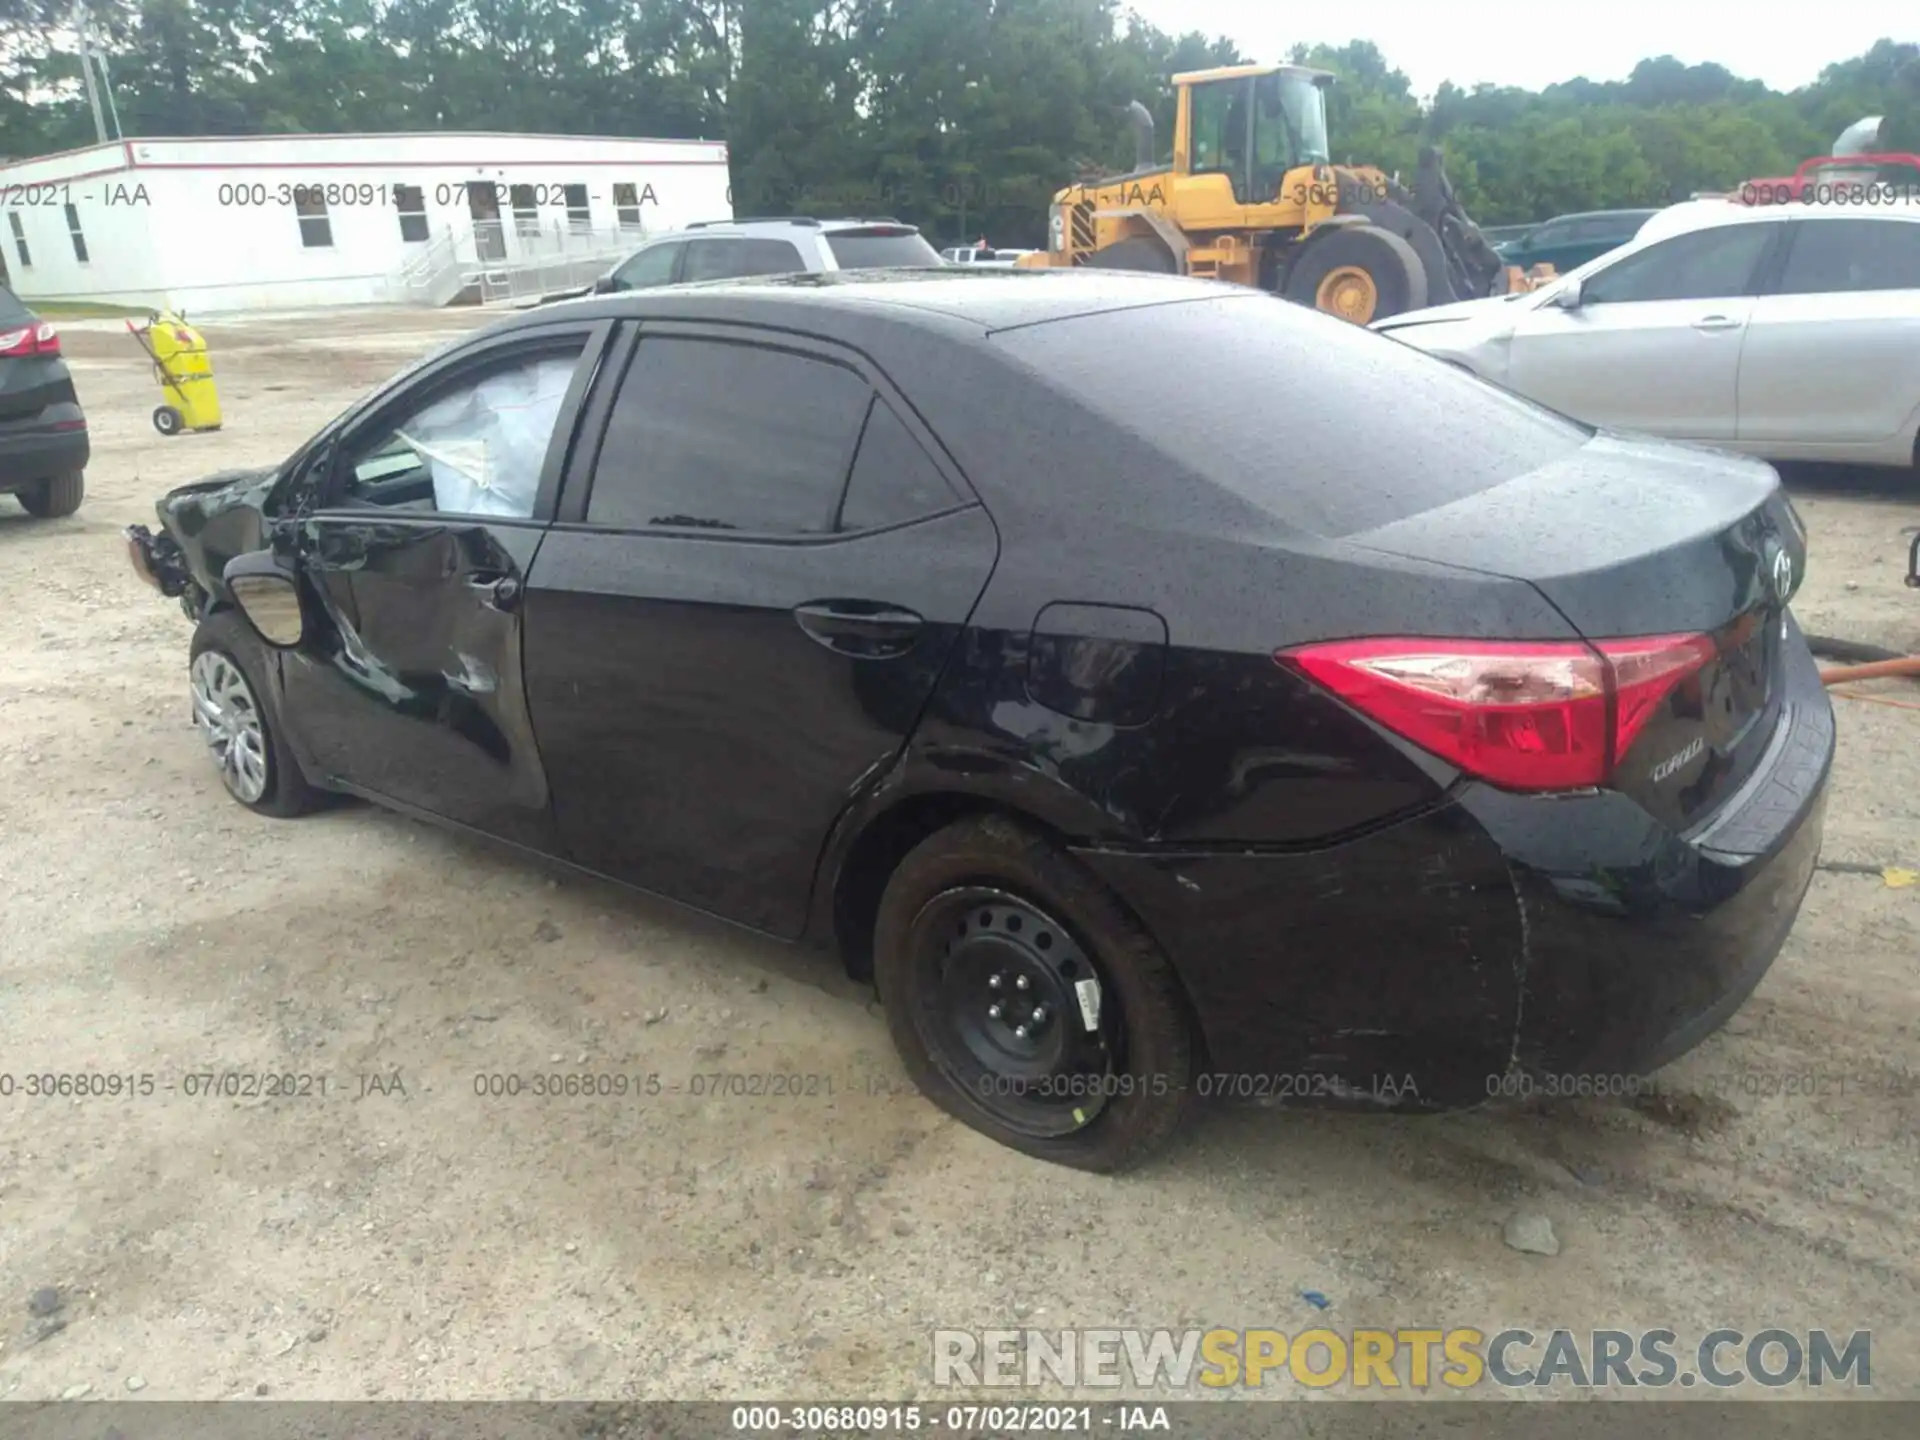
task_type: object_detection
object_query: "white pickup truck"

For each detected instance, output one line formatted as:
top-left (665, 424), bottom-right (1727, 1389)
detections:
top-left (939, 245), bottom-right (1038, 268)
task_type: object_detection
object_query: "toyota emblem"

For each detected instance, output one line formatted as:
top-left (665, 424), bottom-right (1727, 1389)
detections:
top-left (1772, 546), bottom-right (1794, 602)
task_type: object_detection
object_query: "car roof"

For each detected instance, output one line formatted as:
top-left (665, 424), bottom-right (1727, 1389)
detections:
top-left (1635, 196), bottom-right (1920, 244)
top-left (1544, 209), bottom-right (1659, 223)
top-left (510, 267), bottom-right (1225, 337)
top-left (660, 217), bottom-right (919, 240)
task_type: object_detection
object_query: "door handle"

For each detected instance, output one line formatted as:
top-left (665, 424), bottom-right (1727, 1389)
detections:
top-left (467, 573), bottom-right (521, 611)
top-left (1693, 314), bottom-right (1743, 331)
top-left (793, 600), bottom-right (923, 658)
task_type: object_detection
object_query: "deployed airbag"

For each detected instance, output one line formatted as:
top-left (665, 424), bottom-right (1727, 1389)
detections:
top-left (395, 354), bottom-right (576, 518)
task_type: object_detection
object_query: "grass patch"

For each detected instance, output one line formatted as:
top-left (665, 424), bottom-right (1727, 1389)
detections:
top-left (27, 300), bottom-right (155, 319)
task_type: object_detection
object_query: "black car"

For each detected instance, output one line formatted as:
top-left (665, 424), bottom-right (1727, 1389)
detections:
top-left (0, 285), bottom-right (88, 517)
top-left (126, 270), bottom-right (1832, 1172)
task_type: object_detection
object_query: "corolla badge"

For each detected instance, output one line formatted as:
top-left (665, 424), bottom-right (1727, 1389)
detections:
top-left (1651, 735), bottom-right (1705, 784)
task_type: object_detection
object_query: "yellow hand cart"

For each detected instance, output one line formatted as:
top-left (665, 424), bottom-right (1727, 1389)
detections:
top-left (127, 310), bottom-right (222, 436)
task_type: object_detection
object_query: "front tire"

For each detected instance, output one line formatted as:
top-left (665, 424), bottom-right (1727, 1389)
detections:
top-left (16, 471), bottom-right (84, 517)
top-left (873, 814), bottom-right (1193, 1172)
top-left (1283, 224), bottom-right (1428, 323)
top-left (188, 610), bottom-right (323, 817)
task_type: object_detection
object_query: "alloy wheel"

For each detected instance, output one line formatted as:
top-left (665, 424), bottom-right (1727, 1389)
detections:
top-left (190, 650), bottom-right (269, 804)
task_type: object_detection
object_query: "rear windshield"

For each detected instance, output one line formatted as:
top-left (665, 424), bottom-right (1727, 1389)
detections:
top-left (992, 293), bottom-right (1591, 537)
top-left (826, 229), bottom-right (943, 269)
top-left (0, 285), bottom-right (31, 322)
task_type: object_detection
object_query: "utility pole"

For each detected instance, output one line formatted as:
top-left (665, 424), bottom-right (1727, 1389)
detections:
top-left (74, 2), bottom-right (109, 145)
top-left (95, 48), bottom-right (124, 140)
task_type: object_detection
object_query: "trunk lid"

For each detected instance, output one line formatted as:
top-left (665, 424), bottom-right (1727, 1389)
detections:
top-left (1347, 432), bottom-right (1804, 837)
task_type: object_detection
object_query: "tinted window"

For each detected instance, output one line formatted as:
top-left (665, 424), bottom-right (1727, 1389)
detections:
top-left (589, 338), bottom-right (871, 533)
top-left (1582, 223), bottom-right (1775, 304)
top-left (0, 283), bottom-right (30, 322)
top-left (613, 242), bottom-right (680, 289)
top-left (683, 237), bottom-right (807, 281)
top-left (825, 229), bottom-right (942, 268)
top-left (837, 400), bottom-right (960, 531)
top-left (1777, 218), bottom-right (1920, 294)
top-left (995, 293), bottom-right (1590, 538)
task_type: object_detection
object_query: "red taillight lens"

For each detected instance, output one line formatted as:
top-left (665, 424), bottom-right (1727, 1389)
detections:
top-left (1278, 633), bottom-right (1714, 792)
top-left (0, 322), bottom-right (60, 356)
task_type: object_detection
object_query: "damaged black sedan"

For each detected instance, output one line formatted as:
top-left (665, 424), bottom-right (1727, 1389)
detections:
top-left (126, 271), bottom-right (1833, 1171)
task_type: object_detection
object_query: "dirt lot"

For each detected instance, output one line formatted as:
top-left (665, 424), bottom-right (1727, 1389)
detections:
top-left (1, 307), bottom-right (1916, 1404)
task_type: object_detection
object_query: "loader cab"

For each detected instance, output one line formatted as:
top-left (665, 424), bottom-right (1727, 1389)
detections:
top-left (1178, 65), bottom-right (1332, 206)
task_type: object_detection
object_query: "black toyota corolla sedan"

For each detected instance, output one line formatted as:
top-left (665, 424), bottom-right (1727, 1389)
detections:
top-left (126, 269), bottom-right (1832, 1171)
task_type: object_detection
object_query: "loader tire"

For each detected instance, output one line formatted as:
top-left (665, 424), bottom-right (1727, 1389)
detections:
top-left (1346, 199), bottom-right (1466, 305)
top-left (1086, 237), bottom-right (1176, 273)
top-left (1284, 225), bottom-right (1427, 324)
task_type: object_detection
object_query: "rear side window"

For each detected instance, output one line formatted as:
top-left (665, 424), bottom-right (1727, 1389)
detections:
top-left (1583, 223), bottom-right (1776, 304)
top-left (836, 400), bottom-right (961, 531)
top-left (612, 242), bottom-right (680, 290)
top-left (683, 237), bottom-right (808, 281)
top-left (826, 228), bottom-right (942, 268)
top-left (1776, 219), bottom-right (1920, 294)
top-left (588, 338), bottom-right (871, 534)
top-left (993, 293), bottom-right (1590, 538)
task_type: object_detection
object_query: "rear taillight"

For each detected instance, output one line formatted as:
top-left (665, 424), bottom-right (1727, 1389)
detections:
top-left (1277, 634), bottom-right (1715, 792)
top-left (0, 321), bottom-right (60, 356)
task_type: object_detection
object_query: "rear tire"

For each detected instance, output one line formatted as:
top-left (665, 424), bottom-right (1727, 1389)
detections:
top-left (1284, 225), bottom-right (1428, 323)
top-left (1085, 237), bottom-right (1177, 274)
top-left (188, 610), bottom-right (324, 818)
top-left (873, 814), bottom-right (1193, 1172)
top-left (16, 470), bottom-right (84, 518)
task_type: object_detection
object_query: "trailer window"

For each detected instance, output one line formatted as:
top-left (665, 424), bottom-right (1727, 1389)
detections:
top-left (394, 184), bottom-right (428, 243)
top-left (8, 213), bottom-right (30, 269)
top-left (64, 203), bottom-right (88, 263)
top-left (294, 187), bottom-right (332, 248)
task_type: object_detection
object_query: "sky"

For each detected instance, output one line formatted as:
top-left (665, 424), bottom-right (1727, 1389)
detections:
top-left (1121, 1), bottom-right (1911, 99)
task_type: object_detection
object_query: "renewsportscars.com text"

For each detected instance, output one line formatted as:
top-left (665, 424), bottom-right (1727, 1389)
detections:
top-left (932, 1327), bottom-right (1871, 1390)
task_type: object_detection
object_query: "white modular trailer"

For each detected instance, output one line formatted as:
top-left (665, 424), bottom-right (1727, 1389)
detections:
top-left (0, 131), bottom-right (732, 313)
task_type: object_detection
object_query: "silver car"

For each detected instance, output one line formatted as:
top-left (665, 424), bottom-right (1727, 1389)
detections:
top-left (593, 217), bottom-right (945, 293)
top-left (1374, 200), bottom-right (1920, 469)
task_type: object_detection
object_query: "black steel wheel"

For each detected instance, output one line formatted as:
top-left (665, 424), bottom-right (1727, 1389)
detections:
top-left (910, 887), bottom-right (1122, 1137)
top-left (874, 814), bottom-right (1193, 1172)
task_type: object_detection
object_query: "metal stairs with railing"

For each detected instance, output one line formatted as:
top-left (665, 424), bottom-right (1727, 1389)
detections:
top-left (379, 218), bottom-right (644, 308)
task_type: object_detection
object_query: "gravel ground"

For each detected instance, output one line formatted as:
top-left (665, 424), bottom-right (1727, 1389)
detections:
top-left (1, 306), bottom-right (1916, 1405)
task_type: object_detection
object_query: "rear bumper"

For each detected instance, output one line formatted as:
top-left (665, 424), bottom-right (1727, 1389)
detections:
top-left (1074, 636), bottom-right (1835, 1110)
top-left (0, 403), bottom-right (90, 489)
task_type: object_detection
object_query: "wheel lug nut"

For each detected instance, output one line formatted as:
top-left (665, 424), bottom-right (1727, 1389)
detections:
top-left (988, 974), bottom-right (1003, 990)
top-left (1014, 1025), bottom-right (1029, 1039)
top-left (988, 1004), bottom-right (1003, 1020)
top-left (1031, 1006), bottom-right (1045, 1022)
top-left (1016, 976), bottom-right (1030, 991)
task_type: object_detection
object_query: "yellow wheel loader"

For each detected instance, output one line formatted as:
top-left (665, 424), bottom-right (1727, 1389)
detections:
top-left (1017, 63), bottom-right (1551, 323)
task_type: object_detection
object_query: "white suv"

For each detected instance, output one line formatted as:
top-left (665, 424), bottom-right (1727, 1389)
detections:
top-left (593, 217), bottom-right (945, 293)
top-left (1375, 200), bottom-right (1920, 469)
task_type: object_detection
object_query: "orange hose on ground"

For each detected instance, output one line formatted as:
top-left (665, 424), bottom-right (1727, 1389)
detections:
top-left (1828, 689), bottom-right (1920, 712)
top-left (1819, 656), bottom-right (1920, 685)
